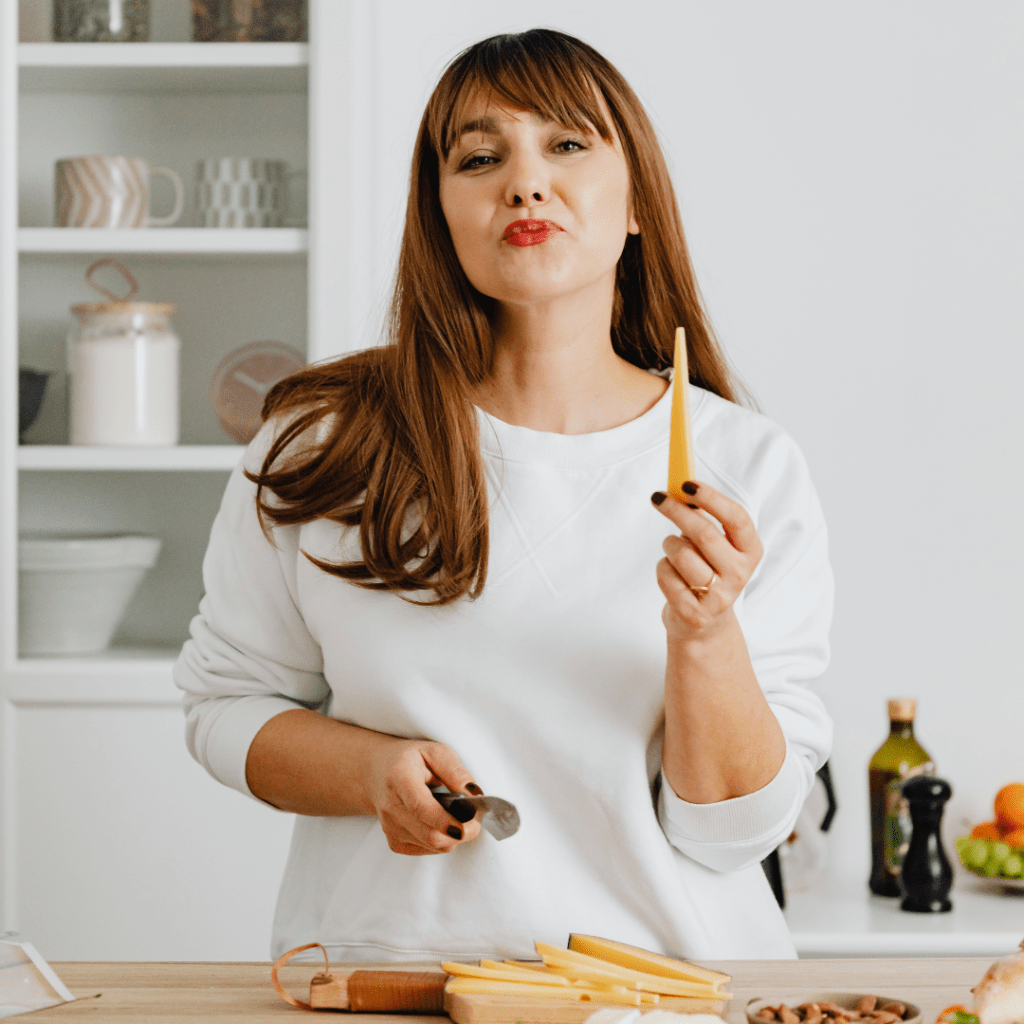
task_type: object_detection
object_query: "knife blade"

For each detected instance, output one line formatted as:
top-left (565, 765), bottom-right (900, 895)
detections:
top-left (431, 789), bottom-right (521, 841)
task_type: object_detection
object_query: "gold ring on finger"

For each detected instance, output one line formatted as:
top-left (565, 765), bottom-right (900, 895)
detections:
top-left (688, 570), bottom-right (716, 599)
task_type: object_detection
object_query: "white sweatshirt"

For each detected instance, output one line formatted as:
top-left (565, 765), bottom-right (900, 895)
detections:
top-left (174, 378), bottom-right (834, 962)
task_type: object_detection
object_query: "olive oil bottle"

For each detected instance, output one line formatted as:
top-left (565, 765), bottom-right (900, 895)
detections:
top-left (868, 698), bottom-right (935, 897)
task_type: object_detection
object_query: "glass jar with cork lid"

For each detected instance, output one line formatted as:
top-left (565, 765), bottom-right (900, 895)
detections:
top-left (68, 258), bottom-right (180, 446)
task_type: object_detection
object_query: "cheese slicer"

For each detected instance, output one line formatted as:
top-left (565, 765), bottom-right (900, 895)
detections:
top-left (431, 788), bottom-right (521, 840)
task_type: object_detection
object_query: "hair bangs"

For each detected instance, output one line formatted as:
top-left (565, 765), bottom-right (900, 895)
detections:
top-left (429, 34), bottom-right (614, 161)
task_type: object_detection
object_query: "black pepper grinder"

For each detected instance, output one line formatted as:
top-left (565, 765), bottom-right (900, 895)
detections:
top-left (899, 775), bottom-right (953, 913)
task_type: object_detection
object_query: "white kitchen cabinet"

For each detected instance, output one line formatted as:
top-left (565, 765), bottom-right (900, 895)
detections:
top-left (0, 0), bottom-right (372, 959)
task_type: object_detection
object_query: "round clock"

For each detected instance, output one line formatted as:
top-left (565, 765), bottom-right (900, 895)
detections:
top-left (209, 340), bottom-right (306, 444)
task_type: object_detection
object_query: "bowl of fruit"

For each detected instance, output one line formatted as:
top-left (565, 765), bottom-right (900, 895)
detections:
top-left (956, 783), bottom-right (1024, 890)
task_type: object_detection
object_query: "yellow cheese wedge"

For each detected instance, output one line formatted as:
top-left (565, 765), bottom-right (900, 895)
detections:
top-left (536, 943), bottom-right (730, 999)
top-left (567, 933), bottom-right (730, 991)
top-left (667, 327), bottom-right (697, 501)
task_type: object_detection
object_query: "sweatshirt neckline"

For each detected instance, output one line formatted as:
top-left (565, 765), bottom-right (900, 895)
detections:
top-left (474, 371), bottom-right (706, 471)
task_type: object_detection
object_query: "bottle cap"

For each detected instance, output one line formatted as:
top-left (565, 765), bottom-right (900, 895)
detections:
top-left (888, 698), bottom-right (917, 721)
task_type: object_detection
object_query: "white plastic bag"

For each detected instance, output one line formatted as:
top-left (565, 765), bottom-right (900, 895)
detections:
top-left (0, 933), bottom-right (75, 1018)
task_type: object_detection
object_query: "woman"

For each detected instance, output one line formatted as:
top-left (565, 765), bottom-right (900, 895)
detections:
top-left (175, 28), bottom-right (833, 961)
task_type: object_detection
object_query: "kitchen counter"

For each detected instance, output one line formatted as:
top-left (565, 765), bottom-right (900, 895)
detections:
top-left (31, 956), bottom-right (994, 1023)
top-left (785, 876), bottom-right (1024, 957)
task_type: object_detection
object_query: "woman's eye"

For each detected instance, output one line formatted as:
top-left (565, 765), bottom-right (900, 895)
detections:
top-left (460, 154), bottom-right (497, 170)
top-left (455, 137), bottom-right (587, 171)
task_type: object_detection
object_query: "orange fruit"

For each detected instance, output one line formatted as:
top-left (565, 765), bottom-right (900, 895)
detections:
top-left (1002, 827), bottom-right (1024, 849)
top-left (971, 821), bottom-right (1005, 841)
top-left (994, 783), bottom-right (1024, 830)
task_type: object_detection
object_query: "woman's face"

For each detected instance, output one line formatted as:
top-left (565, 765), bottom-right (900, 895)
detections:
top-left (438, 89), bottom-right (639, 312)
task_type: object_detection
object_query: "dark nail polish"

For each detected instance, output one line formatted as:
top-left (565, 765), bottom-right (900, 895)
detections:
top-left (447, 825), bottom-right (462, 840)
top-left (466, 783), bottom-right (483, 795)
top-left (682, 481), bottom-right (698, 496)
top-left (651, 492), bottom-right (667, 506)
top-left (448, 799), bottom-right (477, 822)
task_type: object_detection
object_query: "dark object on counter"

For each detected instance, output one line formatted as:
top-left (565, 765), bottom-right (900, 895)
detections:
top-left (19, 368), bottom-right (50, 441)
top-left (191, 0), bottom-right (306, 42)
top-left (762, 760), bottom-right (838, 909)
top-left (53, 0), bottom-right (149, 41)
top-left (899, 774), bottom-right (953, 913)
top-left (869, 698), bottom-right (934, 897)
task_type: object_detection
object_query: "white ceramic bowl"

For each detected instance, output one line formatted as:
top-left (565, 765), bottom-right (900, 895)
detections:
top-left (18, 534), bottom-right (161, 655)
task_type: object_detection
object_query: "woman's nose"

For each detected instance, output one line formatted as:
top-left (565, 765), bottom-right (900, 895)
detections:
top-left (504, 151), bottom-right (549, 207)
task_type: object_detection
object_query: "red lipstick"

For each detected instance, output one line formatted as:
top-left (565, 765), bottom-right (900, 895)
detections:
top-left (502, 218), bottom-right (563, 247)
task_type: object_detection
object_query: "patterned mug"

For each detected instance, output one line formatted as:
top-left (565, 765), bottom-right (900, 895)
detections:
top-left (55, 156), bottom-right (184, 228)
top-left (195, 157), bottom-right (304, 228)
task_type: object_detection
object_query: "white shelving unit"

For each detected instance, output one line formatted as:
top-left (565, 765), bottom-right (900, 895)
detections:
top-left (18, 40), bottom-right (309, 86)
top-left (19, 227), bottom-right (308, 253)
top-left (0, 0), bottom-right (370, 959)
top-left (17, 444), bottom-right (243, 471)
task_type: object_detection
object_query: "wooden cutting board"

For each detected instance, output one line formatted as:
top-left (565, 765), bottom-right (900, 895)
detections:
top-left (444, 990), bottom-right (727, 1024)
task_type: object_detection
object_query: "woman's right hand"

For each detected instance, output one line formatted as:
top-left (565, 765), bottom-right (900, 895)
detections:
top-left (366, 737), bottom-right (484, 855)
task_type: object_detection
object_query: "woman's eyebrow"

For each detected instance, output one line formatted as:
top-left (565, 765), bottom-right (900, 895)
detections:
top-left (453, 111), bottom-right (552, 142)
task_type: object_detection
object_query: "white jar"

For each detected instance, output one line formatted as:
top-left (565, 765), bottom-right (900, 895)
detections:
top-left (68, 301), bottom-right (179, 445)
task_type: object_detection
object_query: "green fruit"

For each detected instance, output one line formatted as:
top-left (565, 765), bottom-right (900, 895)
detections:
top-left (965, 837), bottom-right (990, 868)
top-left (955, 836), bottom-right (970, 852)
top-left (1001, 853), bottom-right (1023, 879)
top-left (990, 841), bottom-right (1011, 864)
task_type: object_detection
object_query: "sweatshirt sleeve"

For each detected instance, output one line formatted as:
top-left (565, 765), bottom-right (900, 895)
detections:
top-left (657, 422), bottom-right (834, 871)
top-left (173, 419), bottom-right (330, 804)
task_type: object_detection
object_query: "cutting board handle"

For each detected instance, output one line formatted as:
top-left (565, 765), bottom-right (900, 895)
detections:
top-left (272, 942), bottom-right (330, 1010)
top-left (271, 943), bottom-right (449, 1013)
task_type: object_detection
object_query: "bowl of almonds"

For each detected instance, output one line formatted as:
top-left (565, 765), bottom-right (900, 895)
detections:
top-left (747, 993), bottom-right (921, 1024)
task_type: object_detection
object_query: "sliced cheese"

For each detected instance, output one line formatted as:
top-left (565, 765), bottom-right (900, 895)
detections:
top-left (502, 960), bottom-right (551, 972)
top-left (536, 943), bottom-right (730, 1000)
top-left (538, 961), bottom-right (644, 991)
top-left (444, 978), bottom-right (651, 1006)
top-left (567, 933), bottom-right (730, 990)
top-left (667, 326), bottom-right (697, 502)
top-left (445, 979), bottom-right (590, 1000)
top-left (442, 962), bottom-right (570, 986)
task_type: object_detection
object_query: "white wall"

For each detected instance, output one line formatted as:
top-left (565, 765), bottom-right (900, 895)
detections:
top-left (357, 2), bottom-right (1024, 886)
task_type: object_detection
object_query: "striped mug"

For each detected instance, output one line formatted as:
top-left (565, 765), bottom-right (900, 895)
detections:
top-left (55, 156), bottom-right (184, 229)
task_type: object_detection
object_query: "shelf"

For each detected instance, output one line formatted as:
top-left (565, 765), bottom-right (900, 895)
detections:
top-left (18, 445), bottom-right (244, 471)
top-left (18, 228), bottom-right (308, 256)
top-left (4, 651), bottom-right (182, 706)
top-left (18, 42), bottom-right (308, 94)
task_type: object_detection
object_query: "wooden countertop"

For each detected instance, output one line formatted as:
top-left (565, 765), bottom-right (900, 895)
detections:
top-left (31, 957), bottom-right (990, 1023)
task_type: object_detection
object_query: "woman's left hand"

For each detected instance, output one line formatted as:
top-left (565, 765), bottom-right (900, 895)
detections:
top-left (652, 482), bottom-right (763, 644)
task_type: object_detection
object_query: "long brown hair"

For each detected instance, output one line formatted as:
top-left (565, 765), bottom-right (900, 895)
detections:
top-left (249, 28), bottom-right (748, 606)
